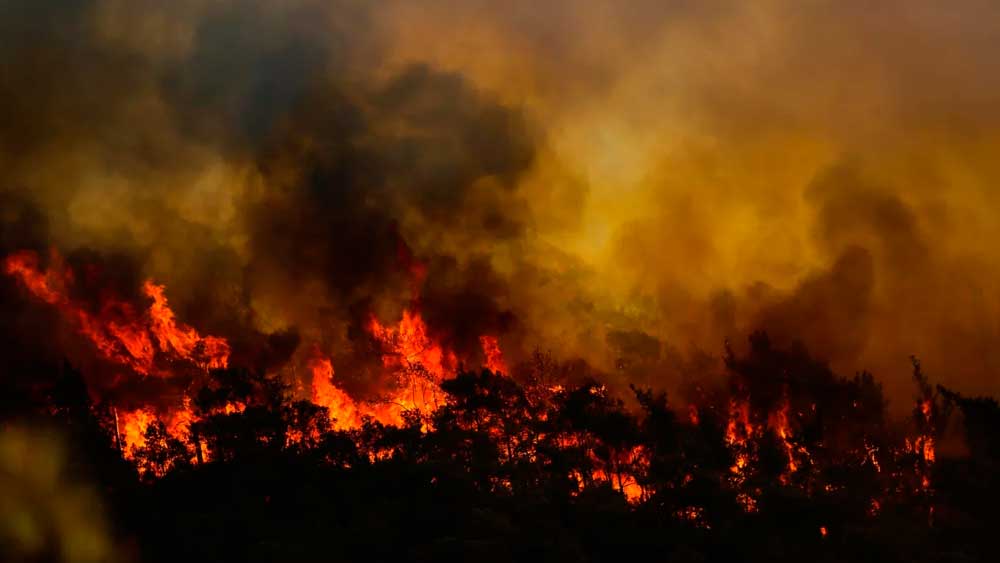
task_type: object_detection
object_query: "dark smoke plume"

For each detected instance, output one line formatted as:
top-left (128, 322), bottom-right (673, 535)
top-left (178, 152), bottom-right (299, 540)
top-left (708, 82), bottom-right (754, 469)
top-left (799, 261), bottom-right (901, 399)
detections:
top-left (3, 0), bottom-right (1000, 408)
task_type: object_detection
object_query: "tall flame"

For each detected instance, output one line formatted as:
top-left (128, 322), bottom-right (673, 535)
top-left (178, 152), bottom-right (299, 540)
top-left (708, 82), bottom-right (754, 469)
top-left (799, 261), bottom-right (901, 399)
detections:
top-left (144, 281), bottom-right (229, 370)
top-left (308, 351), bottom-right (360, 431)
top-left (479, 335), bottom-right (506, 374)
top-left (4, 250), bottom-right (229, 376)
top-left (368, 309), bottom-right (455, 381)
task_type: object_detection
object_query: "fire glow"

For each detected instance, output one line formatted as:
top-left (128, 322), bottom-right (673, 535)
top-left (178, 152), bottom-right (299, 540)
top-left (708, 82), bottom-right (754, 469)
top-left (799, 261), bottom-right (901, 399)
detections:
top-left (0, 247), bottom-right (958, 508)
top-left (4, 250), bottom-right (230, 376)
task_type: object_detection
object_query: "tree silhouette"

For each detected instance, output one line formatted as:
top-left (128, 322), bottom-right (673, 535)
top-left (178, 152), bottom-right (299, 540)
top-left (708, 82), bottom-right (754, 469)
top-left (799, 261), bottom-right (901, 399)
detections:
top-left (0, 335), bottom-right (995, 562)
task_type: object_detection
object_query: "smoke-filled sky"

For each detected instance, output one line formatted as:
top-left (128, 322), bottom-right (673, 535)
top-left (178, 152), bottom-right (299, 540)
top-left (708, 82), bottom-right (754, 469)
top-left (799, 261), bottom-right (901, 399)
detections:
top-left (2, 0), bottom-right (1000, 406)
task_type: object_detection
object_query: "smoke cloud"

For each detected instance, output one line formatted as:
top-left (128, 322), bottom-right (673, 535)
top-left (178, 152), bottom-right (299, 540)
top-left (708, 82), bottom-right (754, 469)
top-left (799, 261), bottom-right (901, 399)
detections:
top-left (2, 0), bottom-right (1000, 408)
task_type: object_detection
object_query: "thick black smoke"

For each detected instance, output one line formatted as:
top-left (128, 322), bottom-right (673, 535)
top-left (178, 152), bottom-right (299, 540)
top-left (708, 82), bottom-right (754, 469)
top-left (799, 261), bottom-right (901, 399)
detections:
top-left (0, 0), bottom-right (540, 403)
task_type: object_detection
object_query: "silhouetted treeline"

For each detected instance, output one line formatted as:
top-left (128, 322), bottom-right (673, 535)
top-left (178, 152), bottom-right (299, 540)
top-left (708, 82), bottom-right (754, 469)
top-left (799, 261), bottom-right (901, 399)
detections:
top-left (2, 334), bottom-right (998, 562)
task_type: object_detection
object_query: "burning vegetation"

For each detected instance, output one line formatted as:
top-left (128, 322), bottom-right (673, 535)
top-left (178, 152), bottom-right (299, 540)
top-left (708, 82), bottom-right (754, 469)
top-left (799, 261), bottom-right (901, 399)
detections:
top-left (1, 248), bottom-right (998, 562)
top-left (2, 1), bottom-right (1000, 562)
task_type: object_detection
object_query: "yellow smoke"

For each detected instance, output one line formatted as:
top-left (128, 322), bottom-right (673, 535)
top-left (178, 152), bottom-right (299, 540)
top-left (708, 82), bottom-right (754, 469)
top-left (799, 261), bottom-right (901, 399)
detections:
top-left (3, 0), bottom-right (1000, 404)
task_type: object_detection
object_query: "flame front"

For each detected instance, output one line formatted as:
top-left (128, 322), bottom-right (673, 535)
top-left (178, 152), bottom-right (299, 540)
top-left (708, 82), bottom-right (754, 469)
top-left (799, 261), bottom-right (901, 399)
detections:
top-left (4, 250), bottom-right (229, 376)
top-left (0, 248), bottom-right (967, 516)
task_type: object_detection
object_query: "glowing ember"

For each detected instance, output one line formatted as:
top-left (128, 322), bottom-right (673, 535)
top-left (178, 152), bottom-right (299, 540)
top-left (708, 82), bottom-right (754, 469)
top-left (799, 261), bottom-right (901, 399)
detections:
top-left (687, 405), bottom-right (699, 425)
top-left (736, 492), bottom-right (759, 513)
top-left (725, 400), bottom-right (753, 446)
top-left (773, 402), bottom-right (797, 473)
top-left (917, 399), bottom-right (936, 464)
top-left (585, 444), bottom-right (648, 504)
top-left (864, 441), bottom-right (882, 473)
top-left (725, 399), bottom-right (755, 480)
top-left (909, 395), bottom-right (936, 498)
top-left (724, 394), bottom-right (811, 487)
top-left (769, 399), bottom-right (810, 482)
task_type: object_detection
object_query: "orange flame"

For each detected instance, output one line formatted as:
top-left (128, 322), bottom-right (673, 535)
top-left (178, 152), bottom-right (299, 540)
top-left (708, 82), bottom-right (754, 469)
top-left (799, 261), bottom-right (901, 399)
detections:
top-left (117, 404), bottom-right (198, 460)
top-left (4, 250), bottom-right (229, 375)
top-left (4, 249), bottom-right (67, 304)
top-left (368, 309), bottom-right (455, 381)
top-left (118, 408), bottom-right (156, 456)
top-left (770, 400), bottom-right (806, 479)
top-left (308, 352), bottom-right (361, 431)
top-left (144, 281), bottom-right (229, 370)
top-left (725, 399), bottom-right (755, 478)
top-left (918, 399), bottom-right (936, 464)
top-left (909, 397), bottom-right (936, 495)
top-left (725, 396), bottom-right (810, 485)
top-left (479, 335), bottom-right (506, 374)
top-left (367, 309), bottom-right (456, 420)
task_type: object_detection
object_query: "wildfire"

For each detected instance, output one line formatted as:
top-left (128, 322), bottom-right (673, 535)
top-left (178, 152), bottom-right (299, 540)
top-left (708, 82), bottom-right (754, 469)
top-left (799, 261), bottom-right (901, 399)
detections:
top-left (769, 400), bottom-right (811, 482)
top-left (725, 400), bottom-right (753, 446)
top-left (724, 395), bottom-right (810, 491)
top-left (4, 249), bottom-right (230, 376)
top-left (907, 396), bottom-right (936, 499)
top-left (725, 399), bottom-right (755, 479)
top-left (4, 249), bottom-right (68, 304)
top-left (3, 247), bottom-right (946, 531)
top-left (118, 408), bottom-right (155, 455)
top-left (864, 441), bottom-right (882, 473)
top-left (308, 351), bottom-right (361, 430)
top-left (479, 335), bottom-right (506, 374)
top-left (592, 445), bottom-right (648, 503)
top-left (368, 309), bottom-right (455, 381)
top-left (304, 316), bottom-right (510, 430)
top-left (144, 281), bottom-right (229, 370)
top-left (116, 401), bottom-right (198, 459)
top-left (916, 399), bottom-right (936, 464)
top-left (366, 309), bottom-right (459, 422)
top-left (772, 402), bottom-right (797, 473)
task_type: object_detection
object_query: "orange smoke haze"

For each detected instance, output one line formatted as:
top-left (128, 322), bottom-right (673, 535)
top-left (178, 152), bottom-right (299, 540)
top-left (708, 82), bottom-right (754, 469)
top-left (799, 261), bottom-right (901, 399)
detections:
top-left (1, 0), bottom-right (1000, 417)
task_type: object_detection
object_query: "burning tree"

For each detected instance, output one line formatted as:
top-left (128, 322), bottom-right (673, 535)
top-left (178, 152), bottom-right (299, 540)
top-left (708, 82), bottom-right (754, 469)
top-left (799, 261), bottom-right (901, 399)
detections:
top-left (1, 249), bottom-right (996, 562)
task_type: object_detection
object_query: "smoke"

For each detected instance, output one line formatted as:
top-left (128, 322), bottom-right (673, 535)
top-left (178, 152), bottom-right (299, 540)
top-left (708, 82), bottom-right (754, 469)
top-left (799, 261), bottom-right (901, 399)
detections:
top-left (2, 0), bottom-right (1000, 408)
